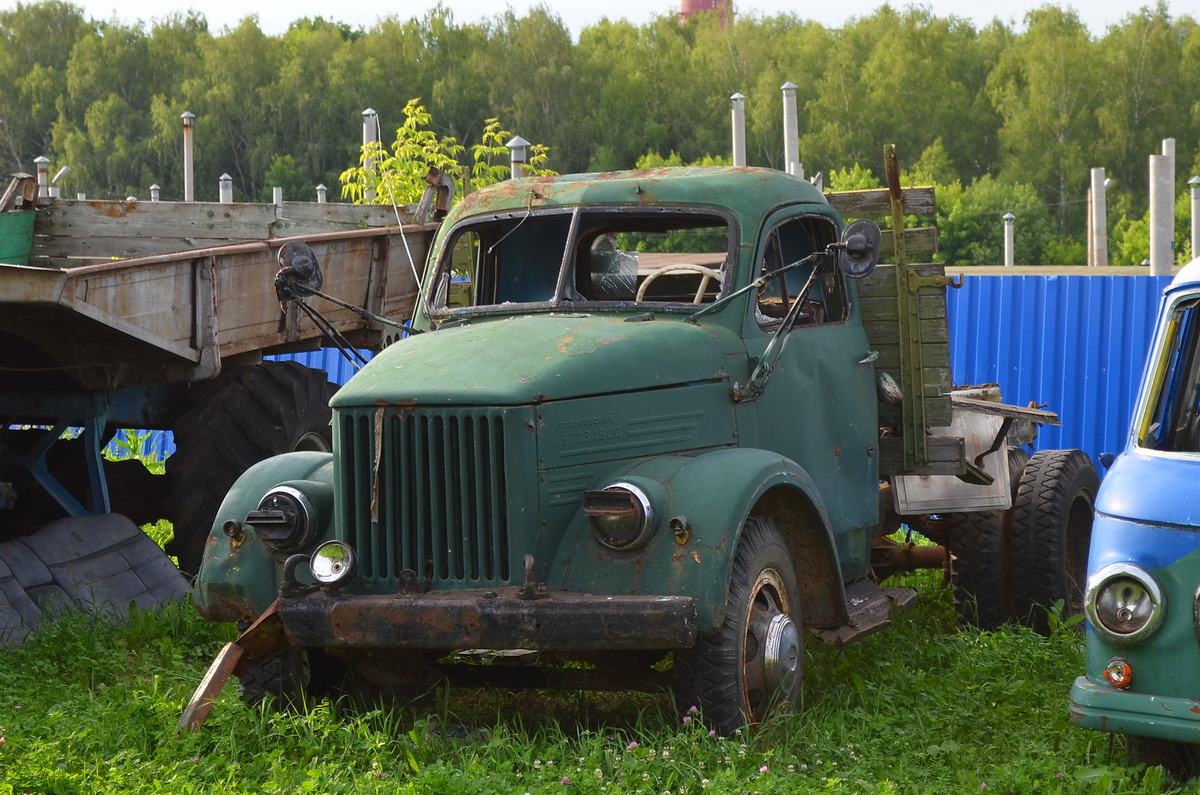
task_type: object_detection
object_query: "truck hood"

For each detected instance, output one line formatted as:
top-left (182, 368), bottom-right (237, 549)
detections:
top-left (331, 313), bottom-right (745, 407)
top-left (1095, 448), bottom-right (1200, 530)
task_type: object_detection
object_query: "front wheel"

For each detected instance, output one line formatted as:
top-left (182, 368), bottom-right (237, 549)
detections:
top-left (673, 515), bottom-right (802, 735)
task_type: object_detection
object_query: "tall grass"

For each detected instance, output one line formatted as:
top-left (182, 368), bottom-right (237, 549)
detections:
top-left (0, 569), bottom-right (1175, 794)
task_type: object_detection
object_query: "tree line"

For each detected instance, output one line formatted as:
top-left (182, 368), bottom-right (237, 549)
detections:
top-left (1, 0), bottom-right (1197, 265)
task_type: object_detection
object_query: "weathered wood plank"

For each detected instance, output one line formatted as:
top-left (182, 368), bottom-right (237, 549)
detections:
top-left (879, 227), bottom-right (936, 258)
top-left (878, 434), bottom-right (963, 477)
top-left (28, 200), bottom-right (414, 267)
top-left (826, 186), bottom-right (937, 216)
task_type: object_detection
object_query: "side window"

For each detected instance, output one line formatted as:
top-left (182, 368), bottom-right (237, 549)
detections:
top-left (1142, 303), bottom-right (1200, 452)
top-left (755, 217), bottom-right (845, 327)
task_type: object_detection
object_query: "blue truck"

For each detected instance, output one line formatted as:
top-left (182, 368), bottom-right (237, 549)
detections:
top-left (1071, 258), bottom-right (1200, 775)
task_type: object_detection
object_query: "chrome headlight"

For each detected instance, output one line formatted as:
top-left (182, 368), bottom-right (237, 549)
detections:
top-left (245, 486), bottom-right (316, 552)
top-left (584, 482), bottom-right (654, 550)
top-left (1085, 562), bottom-right (1165, 645)
top-left (310, 540), bottom-right (357, 589)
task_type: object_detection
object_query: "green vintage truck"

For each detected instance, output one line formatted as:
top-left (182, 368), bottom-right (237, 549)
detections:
top-left (183, 161), bottom-right (1096, 733)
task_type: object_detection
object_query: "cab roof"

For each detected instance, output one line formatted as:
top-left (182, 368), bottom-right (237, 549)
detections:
top-left (448, 166), bottom-right (840, 231)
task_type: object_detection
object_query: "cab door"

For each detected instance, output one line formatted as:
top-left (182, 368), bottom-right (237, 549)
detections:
top-left (744, 211), bottom-right (879, 578)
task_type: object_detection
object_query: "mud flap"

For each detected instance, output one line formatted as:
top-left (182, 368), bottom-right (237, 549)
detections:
top-left (0, 513), bottom-right (188, 646)
top-left (179, 600), bottom-right (290, 732)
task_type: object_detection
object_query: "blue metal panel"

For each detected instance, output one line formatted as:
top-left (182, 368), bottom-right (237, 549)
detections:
top-left (947, 274), bottom-right (1173, 472)
top-left (267, 348), bottom-right (371, 386)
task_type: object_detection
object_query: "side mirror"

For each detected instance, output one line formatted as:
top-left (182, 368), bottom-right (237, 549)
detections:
top-left (837, 219), bottom-right (881, 278)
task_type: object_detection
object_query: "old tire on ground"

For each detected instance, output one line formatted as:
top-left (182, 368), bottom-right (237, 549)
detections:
top-left (673, 515), bottom-right (802, 735)
top-left (165, 361), bottom-right (338, 573)
top-left (948, 447), bottom-right (1032, 630)
top-left (1010, 448), bottom-right (1099, 634)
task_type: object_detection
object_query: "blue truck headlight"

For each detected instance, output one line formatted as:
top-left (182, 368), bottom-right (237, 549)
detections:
top-left (1085, 562), bottom-right (1165, 645)
top-left (584, 483), bottom-right (654, 550)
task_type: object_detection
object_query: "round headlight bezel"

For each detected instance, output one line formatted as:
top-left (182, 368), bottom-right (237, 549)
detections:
top-left (584, 482), bottom-right (655, 551)
top-left (247, 485), bottom-right (317, 552)
top-left (1085, 562), bottom-right (1165, 645)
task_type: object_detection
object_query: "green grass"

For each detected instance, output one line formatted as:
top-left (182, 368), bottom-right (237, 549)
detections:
top-left (0, 569), bottom-right (1180, 794)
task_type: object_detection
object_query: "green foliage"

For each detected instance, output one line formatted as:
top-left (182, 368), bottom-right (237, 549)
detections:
top-left (340, 101), bottom-right (554, 206)
top-left (0, 570), bottom-right (1174, 793)
top-left (1044, 236), bottom-right (1088, 266)
top-left (260, 154), bottom-right (316, 203)
top-left (937, 175), bottom-right (1055, 265)
top-left (827, 164), bottom-right (881, 191)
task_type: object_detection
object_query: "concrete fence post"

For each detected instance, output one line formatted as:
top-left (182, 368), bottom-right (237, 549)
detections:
top-left (1150, 154), bottom-right (1173, 275)
top-left (1189, 176), bottom-right (1200, 260)
top-left (316, 184), bottom-right (327, 204)
top-left (219, 173), bottom-right (233, 204)
top-left (506, 136), bottom-right (530, 179)
top-left (181, 111), bottom-right (195, 203)
top-left (731, 93), bottom-right (746, 167)
top-left (1089, 168), bottom-right (1108, 267)
top-left (150, 184), bottom-right (161, 202)
top-left (362, 108), bottom-right (378, 202)
top-left (1003, 213), bottom-right (1015, 267)
top-left (781, 82), bottom-right (801, 178)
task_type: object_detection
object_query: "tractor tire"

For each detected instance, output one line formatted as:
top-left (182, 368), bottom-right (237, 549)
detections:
top-left (165, 361), bottom-right (338, 574)
top-left (1010, 448), bottom-right (1099, 634)
top-left (673, 515), bottom-right (802, 735)
top-left (948, 447), bottom-right (1031, 630)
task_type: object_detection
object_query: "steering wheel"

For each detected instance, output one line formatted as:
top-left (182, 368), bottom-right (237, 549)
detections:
top-left (635, 263), bottom-right (722, 304)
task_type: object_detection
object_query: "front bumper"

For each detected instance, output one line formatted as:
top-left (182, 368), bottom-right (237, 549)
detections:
top-left (278, 586), bottom-right (698, 651)
top-left (1070, 676), bottom-right (1200, 742)
top-left (181, 586), bottom-right (697, 732)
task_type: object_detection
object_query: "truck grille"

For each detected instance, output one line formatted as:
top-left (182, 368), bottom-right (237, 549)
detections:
top-left (336, 407), bottom-right (518, 589)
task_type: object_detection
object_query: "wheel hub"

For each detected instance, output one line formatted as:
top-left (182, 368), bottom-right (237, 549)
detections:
top-left (743, 568), bottom-right (801, 715)
top-left (762, 612), bottom-right (800, 697)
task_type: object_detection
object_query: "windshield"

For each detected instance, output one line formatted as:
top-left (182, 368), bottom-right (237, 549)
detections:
top-left (428, 208), bottom-right (733, 314)
top-left (1139, 297), bottom-right (1200, 452)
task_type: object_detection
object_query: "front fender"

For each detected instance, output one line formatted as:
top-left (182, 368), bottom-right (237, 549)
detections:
top-left (555, 448), bottom-right (843, 633)
top-left (192, 451), bottom-right (335, 623)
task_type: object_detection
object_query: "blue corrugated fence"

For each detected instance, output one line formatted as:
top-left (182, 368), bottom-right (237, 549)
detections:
top-left (947, 274), bottom-right (1171, 467)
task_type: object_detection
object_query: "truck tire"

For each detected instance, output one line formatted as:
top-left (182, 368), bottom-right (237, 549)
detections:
top-left (673, 515), bottom-right (802, 735)
top-left (238, 646), bottom-right (348, 709)
top-left (1132, 736), bottom-right (1200, 783)
top-left (1010, 448), bottom-right (1098, 634)
top-left (239, 649), bottom-right (311, 708)
top-left (165, 361), bottom-right (338, 574)
top-left (948, 447), bottom-right (1031, 630)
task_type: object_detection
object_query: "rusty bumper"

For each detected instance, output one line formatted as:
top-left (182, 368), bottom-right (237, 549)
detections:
top-left (278, 587), bottom-right (698, 651)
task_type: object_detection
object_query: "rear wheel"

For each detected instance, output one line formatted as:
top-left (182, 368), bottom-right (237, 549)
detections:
top-left (949, 447), bottom-right (1031, 630)
top-left (165, 361), bottom-right (338, 573)
top-left (1010, 449), bottom-right (1099, 634)
top-left (673, 515), bottom-right (802, 735)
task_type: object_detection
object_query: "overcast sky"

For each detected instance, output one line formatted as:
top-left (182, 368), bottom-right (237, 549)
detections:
top-left (17, 0), bottom-right (1183, 38)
